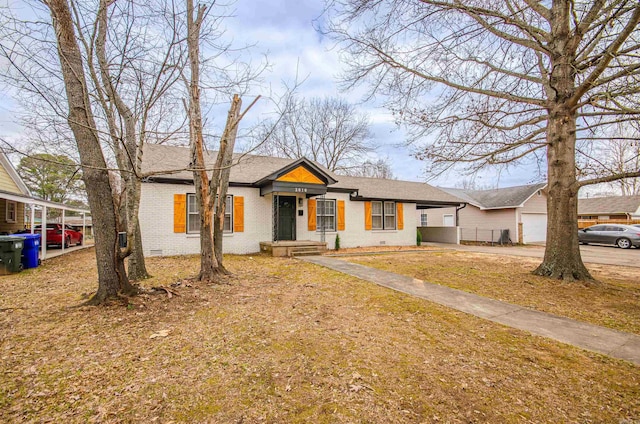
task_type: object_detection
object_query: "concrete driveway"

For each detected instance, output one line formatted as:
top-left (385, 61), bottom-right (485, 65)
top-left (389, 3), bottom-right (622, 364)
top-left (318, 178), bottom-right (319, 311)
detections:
top-left (42, 241), bottom-right (94, 260)
top-left (423, 242), bottom-right (640, 268)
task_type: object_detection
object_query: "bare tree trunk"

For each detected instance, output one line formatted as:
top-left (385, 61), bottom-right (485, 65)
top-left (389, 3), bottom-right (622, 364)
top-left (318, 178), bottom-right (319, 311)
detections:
top-left (47, 0), bottom-right (135, 303)
top-left (213, 95), bottom-right (242, 273)
top-left (186, 0), bottom-right (224, 282)
top-left (533, 1), bottom-right (593, 281)
top-left (534, 109), bottom-right (593, 281)
top-left (95, 0), bottom-right (149, 281)
top-left (127, 216), bottom-right (149, 280)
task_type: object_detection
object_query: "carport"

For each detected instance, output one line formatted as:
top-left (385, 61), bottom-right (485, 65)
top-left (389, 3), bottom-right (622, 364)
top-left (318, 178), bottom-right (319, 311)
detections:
top-left (416, 201), bottom-right (466, 244)
top-left (0, 191), bottom-right (90, 260)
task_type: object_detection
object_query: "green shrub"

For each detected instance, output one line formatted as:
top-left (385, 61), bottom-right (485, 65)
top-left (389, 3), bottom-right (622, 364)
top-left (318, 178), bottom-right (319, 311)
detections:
top-left (416, 229), bottom-right (422, 246)
top-left (335, 233), bottom-right (341, 250)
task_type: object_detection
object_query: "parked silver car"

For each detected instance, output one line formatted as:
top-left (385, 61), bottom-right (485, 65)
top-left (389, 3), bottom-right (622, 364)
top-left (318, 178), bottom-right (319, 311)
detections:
top-left (578, 224), bottom-right (640, 249)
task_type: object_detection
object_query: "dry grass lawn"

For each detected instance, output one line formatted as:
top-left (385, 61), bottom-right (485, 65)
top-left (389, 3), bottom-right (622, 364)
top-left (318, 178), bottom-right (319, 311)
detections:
top-left (1, 248), bottom-right (639, 423)
top-left (345, 250), bottom-right (640, 334)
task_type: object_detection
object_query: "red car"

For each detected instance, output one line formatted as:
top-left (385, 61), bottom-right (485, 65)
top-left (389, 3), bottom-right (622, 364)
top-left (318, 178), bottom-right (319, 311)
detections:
top-left (35, 224), bottom-right (83, 248)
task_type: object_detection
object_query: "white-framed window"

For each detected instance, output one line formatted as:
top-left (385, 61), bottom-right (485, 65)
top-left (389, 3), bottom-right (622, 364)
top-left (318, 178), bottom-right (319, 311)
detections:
top-left (316, 199), bottom-right (336, 231)
top-left (372, 200), bottom-right (396, 230)
top-left (223, 200), bottom-right (232, 233)
top-left (186, 194), bottom-right (232, 234)
top-left (187, 194), bottom-right (199, 233)
top-left (420, 212), bottom-right (428, 227)
top-left (5, 201), bottom-right (16, 223)
top-left (384, 201), bottom-right (396, 229)
top-left (443, 214), bottom-right (454, 227)
top-left (372, 201), bottom-right (383, 229)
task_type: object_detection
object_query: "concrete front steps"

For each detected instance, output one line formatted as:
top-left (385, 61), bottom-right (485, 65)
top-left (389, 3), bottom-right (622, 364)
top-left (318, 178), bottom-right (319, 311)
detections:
top-left (259, 241), bottom-right (327, 257)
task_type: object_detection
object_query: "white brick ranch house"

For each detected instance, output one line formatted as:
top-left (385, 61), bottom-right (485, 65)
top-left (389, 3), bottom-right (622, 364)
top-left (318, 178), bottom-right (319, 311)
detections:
top-left (139, 144), bottom-right (462, 256)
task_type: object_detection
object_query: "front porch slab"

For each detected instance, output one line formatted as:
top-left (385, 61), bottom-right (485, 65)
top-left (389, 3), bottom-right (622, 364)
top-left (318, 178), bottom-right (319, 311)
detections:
top-left (259, 240), bottom-right (327, 257)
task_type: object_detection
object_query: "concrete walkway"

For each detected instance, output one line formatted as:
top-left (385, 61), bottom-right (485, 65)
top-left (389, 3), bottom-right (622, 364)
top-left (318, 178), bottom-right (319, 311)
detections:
top-left (301, 255), bottom-right (640, 366)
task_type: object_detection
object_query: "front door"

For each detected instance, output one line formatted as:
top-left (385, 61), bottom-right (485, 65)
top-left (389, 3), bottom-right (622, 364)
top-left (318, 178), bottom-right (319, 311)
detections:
top-left (277, 196), bottom-right (296, 241)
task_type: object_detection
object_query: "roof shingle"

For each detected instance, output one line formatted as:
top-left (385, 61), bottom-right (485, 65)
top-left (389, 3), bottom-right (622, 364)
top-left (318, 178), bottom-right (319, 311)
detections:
top-left (578, 195), bottom-right (640, 215)
top-left (142, 144), bottom-right (460, 204)
top-left (440, 183), bottom-right (547, 209)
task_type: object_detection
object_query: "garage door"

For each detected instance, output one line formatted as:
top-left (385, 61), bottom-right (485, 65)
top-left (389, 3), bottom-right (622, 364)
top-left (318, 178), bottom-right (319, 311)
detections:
top-left (521, 213), bottom-right (547, 244)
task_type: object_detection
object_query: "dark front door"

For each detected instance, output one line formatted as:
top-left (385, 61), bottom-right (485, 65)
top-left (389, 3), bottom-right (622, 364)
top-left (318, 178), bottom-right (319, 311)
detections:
top-left (277, 196), bottom-right (296, 241)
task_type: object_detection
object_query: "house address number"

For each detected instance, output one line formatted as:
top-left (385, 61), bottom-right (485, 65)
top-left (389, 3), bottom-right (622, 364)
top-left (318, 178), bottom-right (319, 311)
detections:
top-left (294, 187), bottom-right (308, 193)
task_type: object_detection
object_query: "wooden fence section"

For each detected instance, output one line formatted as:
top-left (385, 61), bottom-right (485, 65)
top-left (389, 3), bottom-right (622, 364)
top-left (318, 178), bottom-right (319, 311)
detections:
top-left (578, 219), bottom-right (640, 229)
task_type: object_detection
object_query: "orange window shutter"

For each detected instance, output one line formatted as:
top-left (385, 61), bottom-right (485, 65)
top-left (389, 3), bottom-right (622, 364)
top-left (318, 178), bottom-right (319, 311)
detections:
top-left (233, 196), bottom-right (244, 232)
top-left (173, 194), bottom-right (186, 233)
top-left (308, 199), bottom-right (317, 231)
top-left (337, 200), bottom-right (345, 231)
top-left (364, 201), bottom-right (372, 230)
top-left (397, 202), bottom-right (404, 230)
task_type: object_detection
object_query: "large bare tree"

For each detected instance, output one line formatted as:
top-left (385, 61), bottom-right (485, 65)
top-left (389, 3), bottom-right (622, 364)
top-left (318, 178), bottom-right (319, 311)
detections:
top-left (1, 0), bottom-right (186, 282)
top-left (45, 0), bottom-right (136, 303)
top-left (330, 0), bottom-right (640, 281)
top-left (185, 0), bottom-right (259, 282)
top-left (254, 96), bottom-right (379, 174)
top-left (86, 0), bottom-right (186, 280)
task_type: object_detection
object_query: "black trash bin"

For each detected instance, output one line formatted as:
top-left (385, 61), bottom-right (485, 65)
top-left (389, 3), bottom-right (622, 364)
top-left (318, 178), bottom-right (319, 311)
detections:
top-left (0, 236), bottom-right (25, 274)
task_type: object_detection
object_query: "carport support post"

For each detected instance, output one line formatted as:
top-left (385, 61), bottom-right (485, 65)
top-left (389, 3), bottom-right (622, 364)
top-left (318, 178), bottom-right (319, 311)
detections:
top-left (41, 206), bottom-right (47, 260)
top-left (61, 209), bottom-right (65, 252)
top-left (30, 205), bottom-right (35, 233)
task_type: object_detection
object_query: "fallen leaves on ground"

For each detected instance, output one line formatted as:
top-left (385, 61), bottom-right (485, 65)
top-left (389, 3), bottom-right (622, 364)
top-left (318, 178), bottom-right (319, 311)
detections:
top-left (0, 248), bottom-right (638, 423)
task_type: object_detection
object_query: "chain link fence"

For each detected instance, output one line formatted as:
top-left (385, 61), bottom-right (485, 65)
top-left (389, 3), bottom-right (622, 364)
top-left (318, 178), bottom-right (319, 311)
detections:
top-left (460, 228), bottom-right (511, 245)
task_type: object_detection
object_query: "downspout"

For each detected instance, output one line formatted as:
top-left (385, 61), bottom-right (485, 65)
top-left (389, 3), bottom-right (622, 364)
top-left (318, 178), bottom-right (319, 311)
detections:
top-left (455, 203), bottom-right (466, 225)
top-left (455, 203), bottom-right (466, 245)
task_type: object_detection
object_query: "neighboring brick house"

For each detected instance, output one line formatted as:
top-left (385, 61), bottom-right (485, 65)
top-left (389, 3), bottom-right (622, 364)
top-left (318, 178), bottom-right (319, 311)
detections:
top-left (420, 183), bottom-right (548, 244)
top-left (139, 144), bottom-right (462, 255)
top-left (578, 195), bottom-right (640, 220)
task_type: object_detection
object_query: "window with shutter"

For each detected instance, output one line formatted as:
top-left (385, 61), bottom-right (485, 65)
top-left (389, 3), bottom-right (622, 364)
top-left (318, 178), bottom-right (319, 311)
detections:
top-left (337, 200), bottom-right (345, 231)
top-left (308, 199), bottom-right (316, 231)
top-left (233, 196), bottom-right (244, 232)
top-left (184, 194), bottom-right (234, 233)
top-left (367, 200), bottom-right (397, 230)
top-left (316, 199), bottom-right (336, 231)
top-left (173, 194), bottom-right (186, 233)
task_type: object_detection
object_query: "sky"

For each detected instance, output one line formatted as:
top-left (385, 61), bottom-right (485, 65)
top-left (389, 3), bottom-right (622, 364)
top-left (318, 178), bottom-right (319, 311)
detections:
top-left (208, 0), bottom-right (546, 188)
top-left (0, 0), bottom-right (545, 189)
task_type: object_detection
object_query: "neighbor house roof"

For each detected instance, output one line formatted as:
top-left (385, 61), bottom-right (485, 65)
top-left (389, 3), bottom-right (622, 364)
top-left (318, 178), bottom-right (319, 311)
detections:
top-left (0, 151), bottom-right (31, 196)
top-left (142, 144), bottom-right (461, 205)
top-left (578, 195), bottom-right (640, 216)
top-left (440, 183), bottom-right (547, 210)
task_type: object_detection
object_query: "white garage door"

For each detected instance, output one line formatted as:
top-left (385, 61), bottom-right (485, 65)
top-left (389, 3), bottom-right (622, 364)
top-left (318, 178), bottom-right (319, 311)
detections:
top-left (521, 213), bottom-right (547, 244)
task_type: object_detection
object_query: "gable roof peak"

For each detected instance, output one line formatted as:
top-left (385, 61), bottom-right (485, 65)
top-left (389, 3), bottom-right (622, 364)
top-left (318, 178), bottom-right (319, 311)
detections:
top-left (0, 151), bottom-right (31, 196)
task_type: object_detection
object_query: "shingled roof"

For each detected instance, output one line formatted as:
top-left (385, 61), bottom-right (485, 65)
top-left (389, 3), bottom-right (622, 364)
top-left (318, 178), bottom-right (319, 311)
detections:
top-left (142, 143), bottom-right (309, 184)
top-left (141, 144), bottom-right (460, 204)
top-left (440, 183), bottom-right (547, 209)
top-left (578, 195), bottom-right (640, 216)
